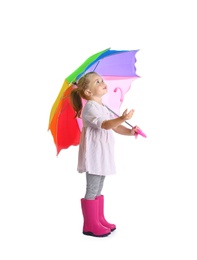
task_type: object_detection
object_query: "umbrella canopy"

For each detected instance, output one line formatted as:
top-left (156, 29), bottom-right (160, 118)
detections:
top-left (48, 48), bottom-right (143, 155)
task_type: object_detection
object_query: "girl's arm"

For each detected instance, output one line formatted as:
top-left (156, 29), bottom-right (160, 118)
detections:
top-left (113, 125), bottom-right (138, 136)
top-left (101, 109), bottom-right (135, 130)
top-left (101, 116), bottom-right (125, 130)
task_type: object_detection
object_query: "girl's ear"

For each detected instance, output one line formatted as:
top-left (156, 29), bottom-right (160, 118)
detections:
top-left (84, 89), bottom-right (92, 96)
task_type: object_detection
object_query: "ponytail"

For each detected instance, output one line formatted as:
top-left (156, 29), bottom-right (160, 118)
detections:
top-left (70, 87), bottom-right (83, 118)
top-left (70, 72), bottom-right (97, 118)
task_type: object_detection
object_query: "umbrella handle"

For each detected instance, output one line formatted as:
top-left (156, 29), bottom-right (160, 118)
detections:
top-left (124, 122), bottom-right (147, 138)
top-left (135, 128), bottom-right (147, 138)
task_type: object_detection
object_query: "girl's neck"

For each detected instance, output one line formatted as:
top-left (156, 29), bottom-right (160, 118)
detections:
top-left (89, 96), bottom-right (103, 105)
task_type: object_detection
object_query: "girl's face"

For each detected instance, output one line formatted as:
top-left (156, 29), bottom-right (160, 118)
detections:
top-left (86, 73), bottom-right (108, 99)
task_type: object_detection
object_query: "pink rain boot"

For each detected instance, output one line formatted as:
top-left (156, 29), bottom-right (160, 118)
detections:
top-left (96, 195), bottom-right (116, 232)
top-left (81, 198), bottom-right (111, 237)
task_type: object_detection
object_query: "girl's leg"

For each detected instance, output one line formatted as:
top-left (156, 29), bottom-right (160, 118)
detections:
top-left (84, 173), bottom-right (104, 200)
top-left (95, 176), bottom-right (116, 231)
top-left (96, 176), bottom-right (105, 197)
top-left (81, 173), bottom-right (111, 237)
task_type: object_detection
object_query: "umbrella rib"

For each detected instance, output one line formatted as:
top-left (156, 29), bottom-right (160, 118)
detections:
top-left (92, 61), bottom-right (100, 72)
top-left (104, 105), bottom-right (133, 128)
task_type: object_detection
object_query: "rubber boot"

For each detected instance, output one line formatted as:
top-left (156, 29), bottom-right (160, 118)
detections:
top-left (81, 198), bottom-right (111, 237)
top-left (96, 195), bottom-right (116, 232)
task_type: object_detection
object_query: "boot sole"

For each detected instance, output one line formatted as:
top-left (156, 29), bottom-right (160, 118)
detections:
top-left (83, 231), bottom-right (111, 237)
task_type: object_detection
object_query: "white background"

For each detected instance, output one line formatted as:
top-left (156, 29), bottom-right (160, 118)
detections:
top-left (0, 0), bottom-right (197, 259)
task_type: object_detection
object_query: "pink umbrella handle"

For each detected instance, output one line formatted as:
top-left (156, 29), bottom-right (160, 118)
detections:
top-left (134, 128), bottom-right (147, 138)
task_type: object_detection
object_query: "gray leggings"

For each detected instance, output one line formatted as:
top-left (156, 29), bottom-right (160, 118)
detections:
top-left (84, 172), bottom-right (106, 200)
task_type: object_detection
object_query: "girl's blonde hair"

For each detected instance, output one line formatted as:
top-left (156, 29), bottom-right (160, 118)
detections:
top-left (70, 72), bottom-right (96, 118)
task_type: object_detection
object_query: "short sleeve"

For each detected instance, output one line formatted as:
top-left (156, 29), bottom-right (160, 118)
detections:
top-left (82, 101), bottom-right (112, 129)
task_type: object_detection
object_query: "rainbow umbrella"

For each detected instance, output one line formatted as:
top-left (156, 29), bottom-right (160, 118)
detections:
top-left (48, 47), bottom-right (146, 155)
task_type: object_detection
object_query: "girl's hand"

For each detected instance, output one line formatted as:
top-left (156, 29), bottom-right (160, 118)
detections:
top-left (121, 109), bottom-right (135, 121)
top-left (131, 125), bottom-right (140, 136)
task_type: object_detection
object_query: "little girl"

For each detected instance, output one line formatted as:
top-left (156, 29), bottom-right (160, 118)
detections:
top-left (70, 72), bottom-right (139, 237)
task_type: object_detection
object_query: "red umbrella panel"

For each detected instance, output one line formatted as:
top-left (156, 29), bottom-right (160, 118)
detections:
top-left (49, 83), bottom-right (81, 154)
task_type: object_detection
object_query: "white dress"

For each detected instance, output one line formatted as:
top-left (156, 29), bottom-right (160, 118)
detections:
top-left (77, 100), bottom-right (116, 176)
